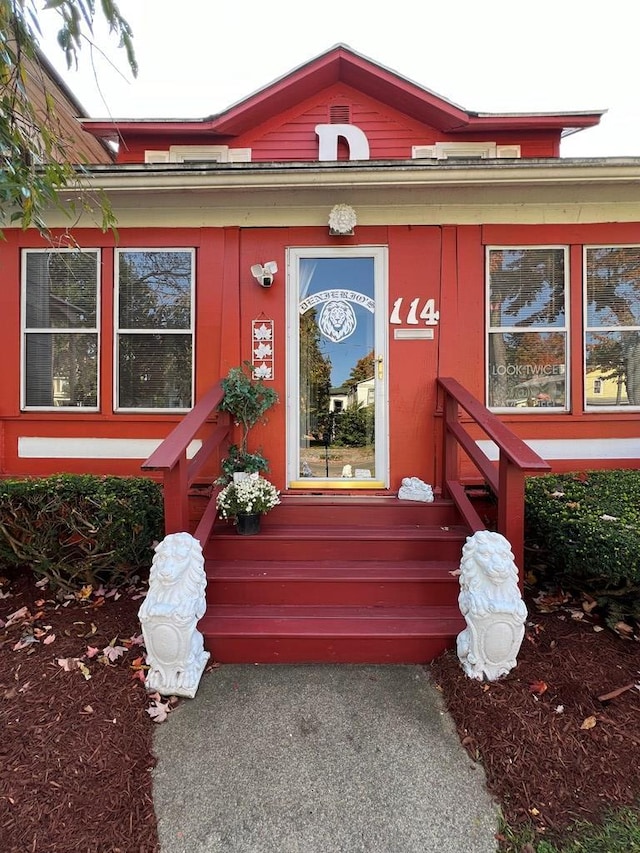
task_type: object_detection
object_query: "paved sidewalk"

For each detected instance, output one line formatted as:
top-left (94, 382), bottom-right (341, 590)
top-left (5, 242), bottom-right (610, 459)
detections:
top-left (152, 665), bottom-right (499, 853)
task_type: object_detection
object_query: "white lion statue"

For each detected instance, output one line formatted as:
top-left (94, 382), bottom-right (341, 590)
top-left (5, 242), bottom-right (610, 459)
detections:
top-left (138, 532), bottom-right (210, 698)
top-left (398, 477), bottom-right (434, 502)
top-left (456, 530), bottom-right (527, 681)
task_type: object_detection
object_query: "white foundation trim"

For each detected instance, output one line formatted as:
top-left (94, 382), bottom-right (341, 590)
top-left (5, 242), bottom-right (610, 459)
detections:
top-left (18, 437), bottom-right (202, 459)
top-left (476, 437), bottom-right (640, 461)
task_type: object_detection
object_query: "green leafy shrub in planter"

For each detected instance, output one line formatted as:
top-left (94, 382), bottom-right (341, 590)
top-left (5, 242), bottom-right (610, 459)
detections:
top-left (525, 470), bottom-right (640, 625)
top-left (0, 474), bottom-right (164, 591)
top-left (217, 362), bottom-right (279, 484)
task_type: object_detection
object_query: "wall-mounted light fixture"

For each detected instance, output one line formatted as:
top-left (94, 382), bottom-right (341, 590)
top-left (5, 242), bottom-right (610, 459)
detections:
top-left (250, 261), bottom-right (278, 288)
top-left (328, 204), bottom-right (357, 236)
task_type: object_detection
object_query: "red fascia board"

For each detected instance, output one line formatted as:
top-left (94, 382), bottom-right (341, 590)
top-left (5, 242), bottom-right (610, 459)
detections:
top-left (80, 119), bottom-right (229, 141)
top-left (212, 49), bottom-right (472, 135)
top-left (457, 112), bottom-right (604, 133)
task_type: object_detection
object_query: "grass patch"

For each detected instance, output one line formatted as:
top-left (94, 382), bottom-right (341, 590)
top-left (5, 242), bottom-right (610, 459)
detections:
top-left (501, 806), bottom-right (640, 852)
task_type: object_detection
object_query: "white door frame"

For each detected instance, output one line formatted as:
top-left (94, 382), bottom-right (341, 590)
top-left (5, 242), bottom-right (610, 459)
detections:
top-left (286, 245), bottom-right (389, 488)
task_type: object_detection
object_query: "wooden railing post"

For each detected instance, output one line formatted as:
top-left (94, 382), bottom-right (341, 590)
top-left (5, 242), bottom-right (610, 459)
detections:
top-left (441, 388), bottom-right (459, 499)
top-left (498, 457), bottom-right (526, 585)
top-left (163, 457), bottom-right (190, 535)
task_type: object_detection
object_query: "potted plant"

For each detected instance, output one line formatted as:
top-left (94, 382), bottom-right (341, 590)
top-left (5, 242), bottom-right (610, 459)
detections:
top-left (215, 473), bottom-right (280, 535)
top-left (217, 362), bottom-right (279, 484)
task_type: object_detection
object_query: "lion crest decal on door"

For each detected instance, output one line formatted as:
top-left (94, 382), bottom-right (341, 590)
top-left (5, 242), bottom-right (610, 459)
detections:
top-left (318, 299), bottom-right (357, 342)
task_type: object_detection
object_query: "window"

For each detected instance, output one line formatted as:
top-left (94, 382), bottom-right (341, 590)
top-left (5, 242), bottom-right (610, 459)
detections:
top-left (412, 142), bottom-right (521, 160)
top-left (22, 250), bottom-right (99, 410)
top-left (487, 247), bottom-right (568, 410)
top-left (584, 246), bottom-right (640, 409)
top-left (116, 249), bottom-right (194, 411)
top-left (144, 146), bottom-right (252, 163)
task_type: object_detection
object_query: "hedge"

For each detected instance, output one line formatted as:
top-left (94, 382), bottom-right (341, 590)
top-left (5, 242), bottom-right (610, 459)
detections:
top-left (0, 474), bottom-right (164, 590)
top-left (525, 470), bottom-right (640, 623)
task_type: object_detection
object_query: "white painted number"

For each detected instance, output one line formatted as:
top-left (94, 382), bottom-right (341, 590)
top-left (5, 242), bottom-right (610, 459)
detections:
top-left (390, 297), bottom-right (440, 326)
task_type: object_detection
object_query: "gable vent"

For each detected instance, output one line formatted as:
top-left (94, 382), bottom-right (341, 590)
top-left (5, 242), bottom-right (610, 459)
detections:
top-left (329, 104), bottom-right (351, 124)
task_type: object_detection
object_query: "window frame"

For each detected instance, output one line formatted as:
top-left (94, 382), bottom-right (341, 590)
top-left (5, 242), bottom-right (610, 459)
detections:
top-left (485, 245), bottom-right (570, 414)
top-left (114, 247), bottom-right (196, 413)
top-left (583, 244), bottom-right (640, 413)
top-left (20, 247), bottom-right (101, 412)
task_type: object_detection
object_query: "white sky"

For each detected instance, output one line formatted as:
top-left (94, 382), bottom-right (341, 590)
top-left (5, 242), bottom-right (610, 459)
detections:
top-left (40, 0), bottom-right (640, 158)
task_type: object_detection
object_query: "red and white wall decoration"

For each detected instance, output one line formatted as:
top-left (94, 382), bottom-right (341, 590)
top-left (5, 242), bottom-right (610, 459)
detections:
top-left (252, 318), bottom-right (274, 380)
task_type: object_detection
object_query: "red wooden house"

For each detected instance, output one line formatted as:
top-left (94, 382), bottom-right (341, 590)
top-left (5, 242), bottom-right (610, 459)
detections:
top-left (2, 45), bottom-right (638, 662)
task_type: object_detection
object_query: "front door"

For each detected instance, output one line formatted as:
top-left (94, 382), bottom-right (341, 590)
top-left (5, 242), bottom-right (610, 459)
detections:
top-left (287, 247), bottom-right (388, 488)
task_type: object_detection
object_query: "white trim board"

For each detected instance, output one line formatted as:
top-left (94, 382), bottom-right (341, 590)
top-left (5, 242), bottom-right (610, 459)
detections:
top-left (476, 438), bottom-right (640, 461)
top-left (18, 437), bottom-right (202, 459)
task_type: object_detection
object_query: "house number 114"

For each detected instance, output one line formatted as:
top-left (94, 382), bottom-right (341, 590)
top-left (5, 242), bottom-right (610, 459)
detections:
top-left (389, 297), bottom-right (440, 326)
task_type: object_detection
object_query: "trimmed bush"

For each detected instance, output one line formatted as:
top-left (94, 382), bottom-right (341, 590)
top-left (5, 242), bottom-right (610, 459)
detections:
top-left (525, 470), bottom-right (640, 624)
top-left (0, 474), bottom-right (164, 590)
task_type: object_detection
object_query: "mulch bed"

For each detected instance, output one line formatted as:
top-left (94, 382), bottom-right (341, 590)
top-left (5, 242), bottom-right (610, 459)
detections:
top-left (0, 569), bottom-right (160, 853)
top-left (2, 568), bottom-right (639, 852)
top-left (430, 591), bottom-right (640, 844)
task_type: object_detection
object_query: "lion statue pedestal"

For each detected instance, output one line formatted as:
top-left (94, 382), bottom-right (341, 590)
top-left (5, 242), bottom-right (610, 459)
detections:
top-left (138, 532), bottom-right (210, 698)
top-left (456, 530), bottom-right (527, 681)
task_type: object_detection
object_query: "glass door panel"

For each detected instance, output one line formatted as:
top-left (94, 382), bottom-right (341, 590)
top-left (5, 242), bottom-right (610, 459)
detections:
top-left (288, 248), bottom-right (387, 487)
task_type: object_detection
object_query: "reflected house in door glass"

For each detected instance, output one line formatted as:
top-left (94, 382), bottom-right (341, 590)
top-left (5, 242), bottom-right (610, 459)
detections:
top-left (329, 385), bottom-right (349, 413)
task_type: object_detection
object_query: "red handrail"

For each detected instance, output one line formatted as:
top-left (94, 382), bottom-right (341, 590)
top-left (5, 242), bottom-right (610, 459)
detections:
top-left (438, 377), bottom-right (551, 583)
top-left (142, 381), bottom-right (230, 539)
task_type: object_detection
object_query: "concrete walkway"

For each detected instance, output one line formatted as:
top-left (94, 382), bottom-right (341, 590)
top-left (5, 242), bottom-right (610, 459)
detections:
top-left (152, 665), bottom-right (499, 853)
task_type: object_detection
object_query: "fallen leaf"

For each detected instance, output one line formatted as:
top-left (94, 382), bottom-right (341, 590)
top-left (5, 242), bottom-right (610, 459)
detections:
top-left (124, 633), bottom-right (145, 647)
top-left (599, 514), bottom-right (619, 522)
top-left (614, 621), bottom-right (634, 637)
top-left (5, 606), bottom-right (29, 627)
top-left (146, 700), bottom-right (170, 723)
top-left (80, 705), bottom-right (94, 715)
top-left (529, 807), bottom-right (540, 816)
top-left (555, 705), bottom-right (565, 714)
top-left (102, 644), bottom-right (127, 663)
top-left (86, 645), bottom-right (100, 658)
top-left (43, 634), bottom-right (56, 645)
top-left (78, 662), bottom-right (91, 680)
top-left (529, 681), bottom-right (548, 695)
top-left (593, 625), bottom-right (604, 633)
top-left (582, 598), bottom-right (598, 614)
top-left (57, 657), bottom-right (81, 672)
top-left (131, 669), bottom-right (146, 683)
top-left (13, 634), bottom-right (38, 651)
top-left (580, 715), bottom-right (597, 730)
top-left (76, 585), bottom-right (93, 600)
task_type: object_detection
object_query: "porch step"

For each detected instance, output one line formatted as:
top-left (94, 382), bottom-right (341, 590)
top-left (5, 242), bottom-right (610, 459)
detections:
top-left (201, 494), bottom-right (471, 664)
top-left (200, 605), bottom-right (464, 664)
top-left (206, 560), bottom-right (460, 606)
top-left (206, 523), bottom-right (468, 562)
